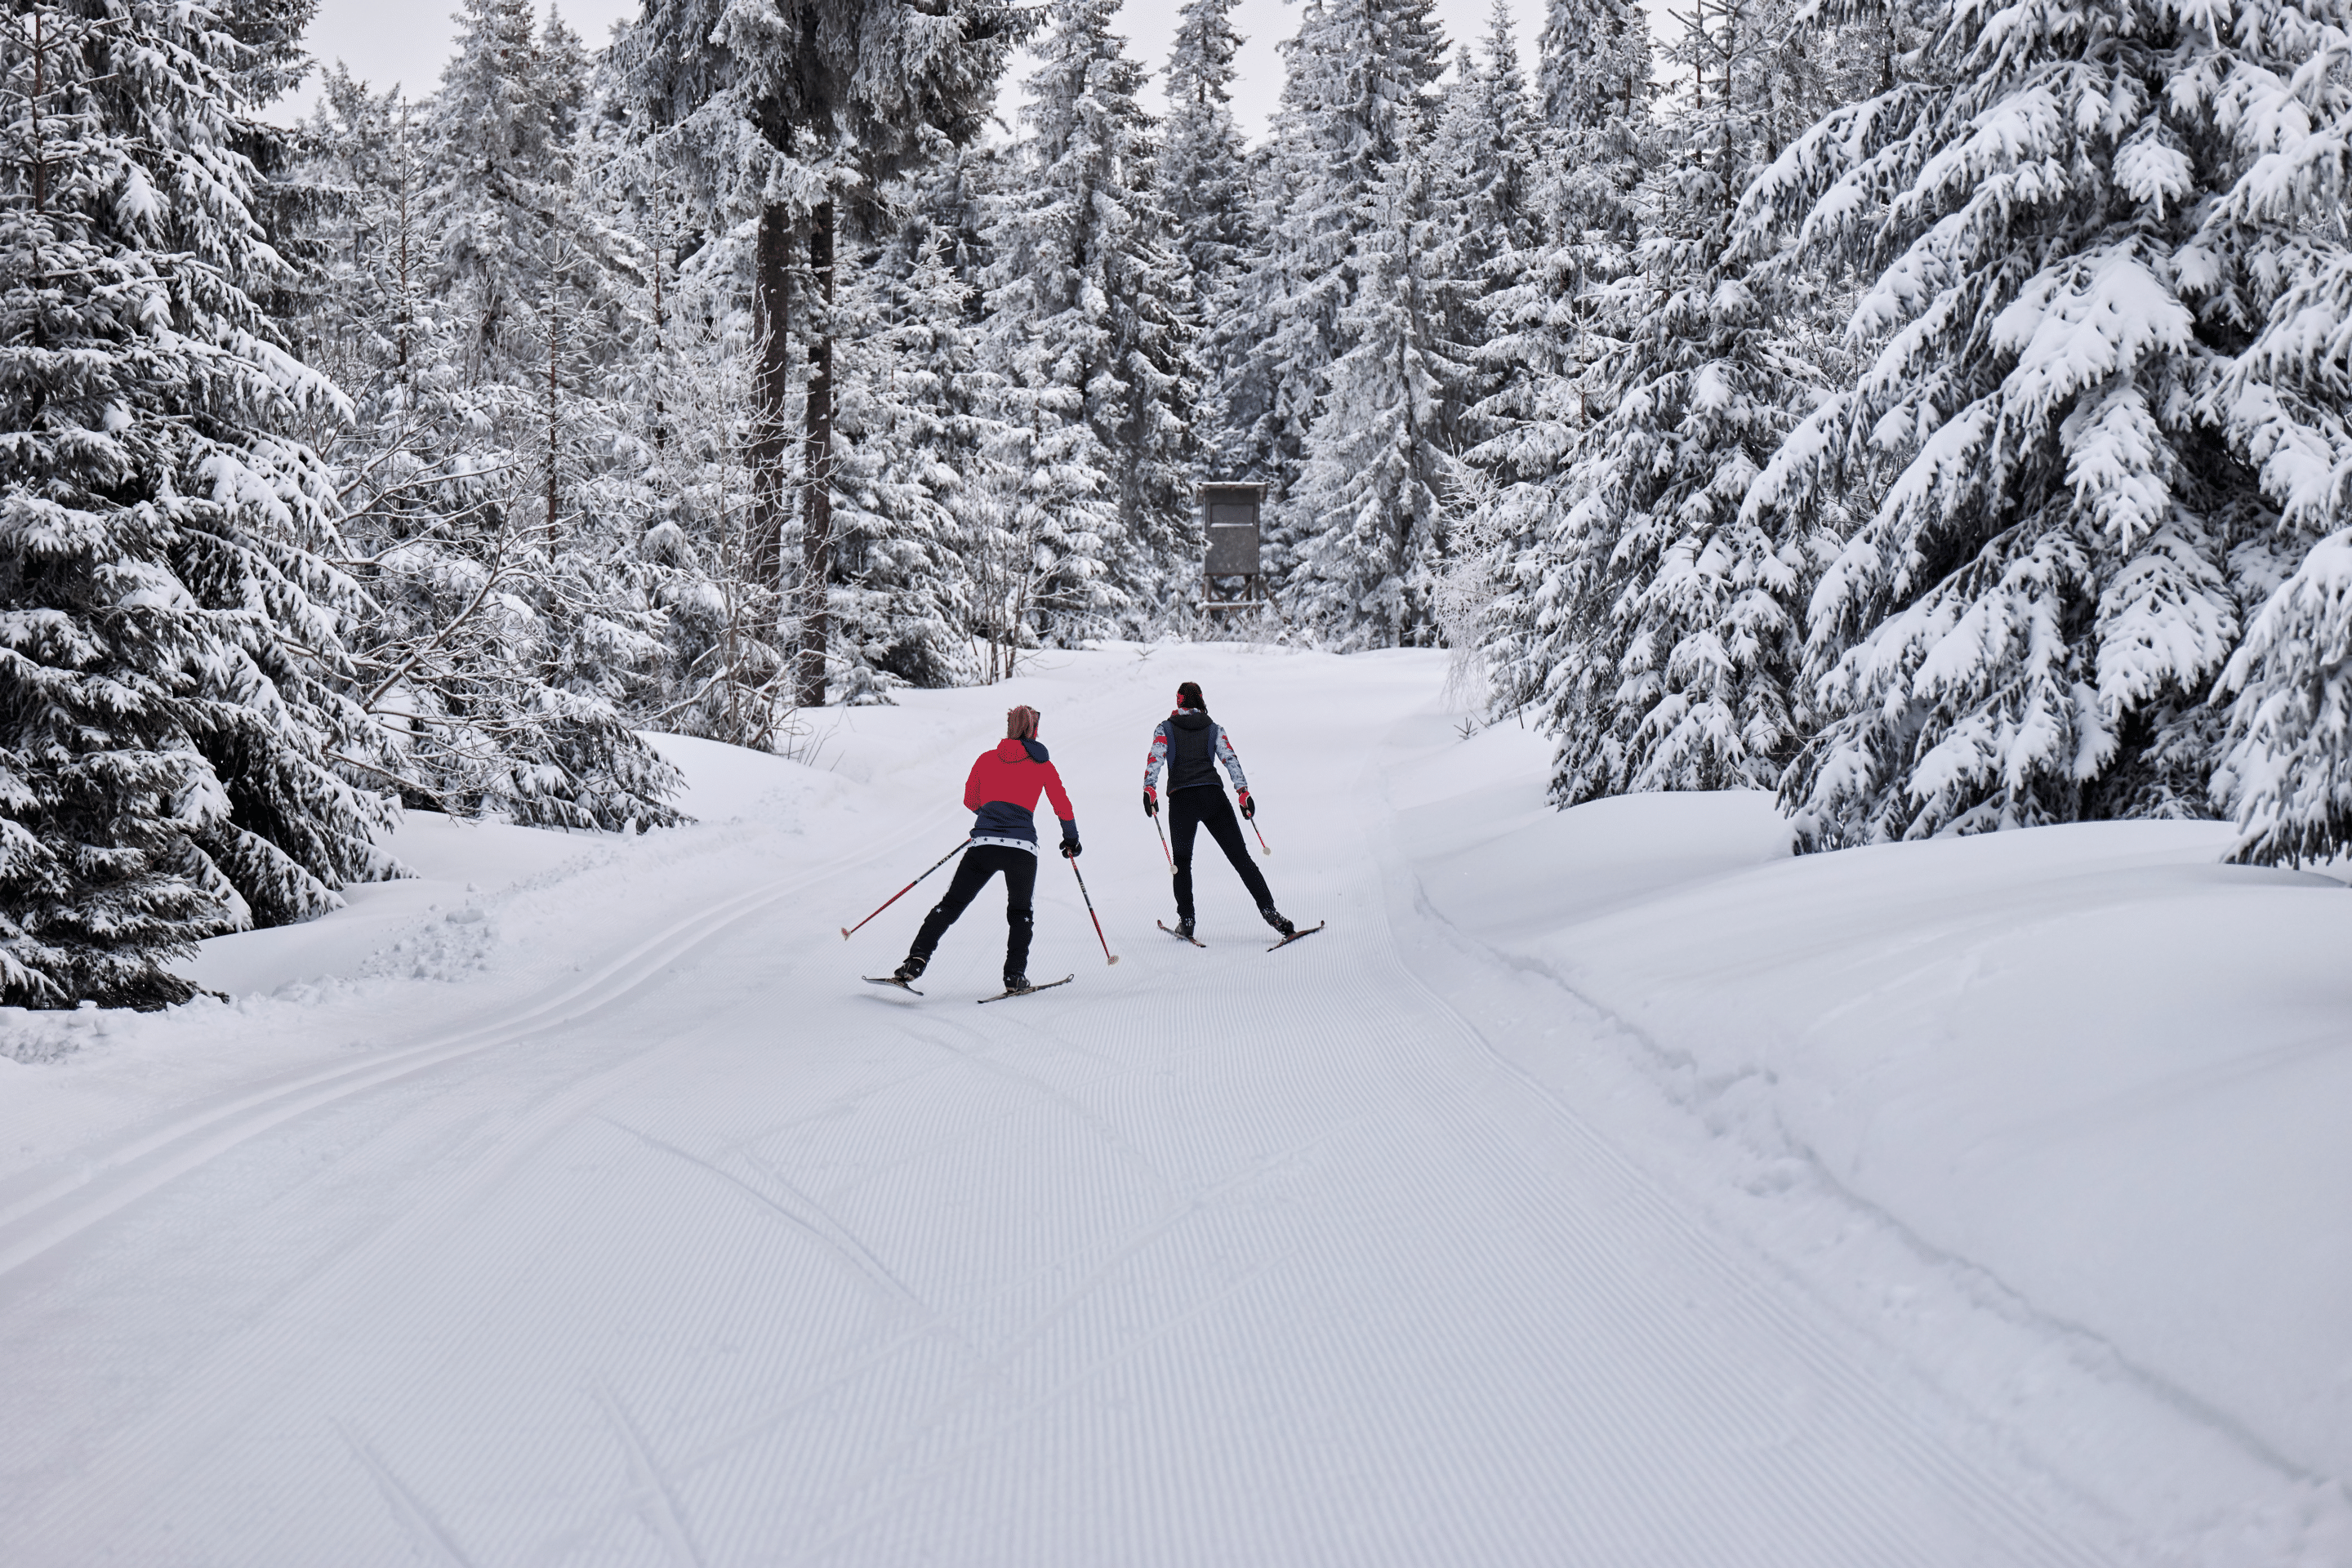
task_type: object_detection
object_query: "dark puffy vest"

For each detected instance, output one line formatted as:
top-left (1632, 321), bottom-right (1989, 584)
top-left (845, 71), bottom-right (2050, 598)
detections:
top-left (1167, 710), bottom-right (1219, 791)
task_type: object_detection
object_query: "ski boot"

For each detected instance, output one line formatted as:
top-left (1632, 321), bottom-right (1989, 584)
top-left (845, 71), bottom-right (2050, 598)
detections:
top-left (1260, 906), bottom-right (1295, 938)
top-left (893, 955), bottom-right (928, 983)
top-left (1174, 918), bottom-right (1194, 942)
top-left (1001, 972), bottom-right (1031, 995)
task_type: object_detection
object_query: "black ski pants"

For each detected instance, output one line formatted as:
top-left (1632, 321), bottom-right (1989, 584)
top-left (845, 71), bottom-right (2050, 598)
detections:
top-left (1169, 786), bottom-right (1272, 923)
top-left (910, 844), bottom-right (1036, 979)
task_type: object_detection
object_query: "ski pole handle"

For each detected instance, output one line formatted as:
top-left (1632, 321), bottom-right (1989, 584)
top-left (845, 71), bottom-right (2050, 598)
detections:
top-left (1067, 856), bottom-right (1120, 965)
top-left (841, 839), bottom-right (970, 939)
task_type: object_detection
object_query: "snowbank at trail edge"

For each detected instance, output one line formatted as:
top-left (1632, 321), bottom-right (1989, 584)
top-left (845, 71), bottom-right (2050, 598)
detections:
top-left (0, 733), bottom-right (853, 1181)
top-left (167, 733), bottom-right (828, 1003)
top-left (1392, 719), bottom-right (2352, 1491)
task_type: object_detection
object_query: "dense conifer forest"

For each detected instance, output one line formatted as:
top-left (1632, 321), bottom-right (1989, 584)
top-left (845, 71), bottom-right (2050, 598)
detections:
top-left (3, 0), bottom-right (2349, 1003)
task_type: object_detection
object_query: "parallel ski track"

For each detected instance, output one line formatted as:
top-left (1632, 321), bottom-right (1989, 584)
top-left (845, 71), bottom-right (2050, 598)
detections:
top-left (0, 829), bottom-right (933, 1286)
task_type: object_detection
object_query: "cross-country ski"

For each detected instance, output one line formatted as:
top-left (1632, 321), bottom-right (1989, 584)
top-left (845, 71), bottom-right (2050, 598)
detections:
top-left (862, 974), bottom-right (924, 996)
top-left (1159, 919), bottom-right (1207, 947)
top-left (1265, 921), bottom-right (1325, 952)
top-left (976, 974), bottom-right (1076, 1004)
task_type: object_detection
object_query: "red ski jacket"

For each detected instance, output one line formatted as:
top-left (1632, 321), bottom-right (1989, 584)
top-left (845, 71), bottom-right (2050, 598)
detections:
top-left (965, 737), bottom-right (1077, 849)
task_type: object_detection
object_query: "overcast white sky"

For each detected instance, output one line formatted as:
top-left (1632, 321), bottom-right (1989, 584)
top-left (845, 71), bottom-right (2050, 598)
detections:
top-left (273, 0), bottom-right (1552, 138)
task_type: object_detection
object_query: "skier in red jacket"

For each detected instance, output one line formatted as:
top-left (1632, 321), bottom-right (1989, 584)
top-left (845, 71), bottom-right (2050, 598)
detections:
top-left (893, 705), bottom-right (1079, 992)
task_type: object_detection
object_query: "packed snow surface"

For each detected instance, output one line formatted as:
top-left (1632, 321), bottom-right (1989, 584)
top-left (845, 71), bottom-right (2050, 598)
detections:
top-left (2, 646), bottom-right (2345, 1566)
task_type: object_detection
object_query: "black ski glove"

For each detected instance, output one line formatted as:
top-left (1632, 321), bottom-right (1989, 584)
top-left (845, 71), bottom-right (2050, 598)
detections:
top-left (1238, 790), bottom-right (1257, 821)
top-left (1061, 838), bottom-right (1082, 858)
top-left (1143, 786), bottom-right (1157, 818)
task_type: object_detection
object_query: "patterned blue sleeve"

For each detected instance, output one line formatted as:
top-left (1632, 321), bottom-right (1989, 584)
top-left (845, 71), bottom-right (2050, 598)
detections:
top-left (1214, 725), bottom-right (1250, 792)
top-left (1143, 720), bottom-right (1169, 791)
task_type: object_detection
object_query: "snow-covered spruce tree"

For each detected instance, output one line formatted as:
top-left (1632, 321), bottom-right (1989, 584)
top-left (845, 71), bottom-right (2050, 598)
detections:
top-left (551, 69), bottom-right (786, 752)
top-left (1214, 86), bottom-right (1316, 505)
top-left (826, 144), bottom-right (1034, 679)
top-left (294, 69), bottom-right (428, 400)
top-left (1427, 3), bottom-right (1544, 444)
top-left (1744, 0), bottom-right (2340, 848)
top-left (1234, 0), bottom-right (1450, 550)
top-left (1528, 0), bottom-right (1654, 314)
top-left (1536, 0), bottom-right (1652, 131)
top-left (1285, 152), bottom-right (1466, 648)
top-left (871, 155), bottom-right (1044, 683)
top-left (301, 1), bottom-right (682, 830)
top-left (1496, 0), bottom-right (1838, 803)
top-left (0, 2), bottom-right (399, 1006)
top-left (609, 0), bottom-right (1026, 708)
top-left (1453, 0), bottom-right (1653, 713)
top-left (2192, 11), bottom-right (2352, 863)
top-left (562, 87), bottom-right (726, 722)
top-left (1161, 0), bottom-right (1259, 477)
top-left (1423, 5), bottom-right (1547, 679)
top-left (827, 233), bottom-right (977, 697)
top-left (629, 266), bottom-right (798, 748)
top-left (1603, 0), bottom-right (1857, 797)
top-left (978, 310), bottom-right (1123, 647)
top-left (981, 0), bottom-right (1198, 639)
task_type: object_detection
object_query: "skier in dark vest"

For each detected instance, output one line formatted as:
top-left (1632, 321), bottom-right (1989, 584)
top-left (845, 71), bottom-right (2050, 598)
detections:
top-left (893, 705), bottom-right (1079, 992)
top-left (1143, 681), bottom-right (1294, 942)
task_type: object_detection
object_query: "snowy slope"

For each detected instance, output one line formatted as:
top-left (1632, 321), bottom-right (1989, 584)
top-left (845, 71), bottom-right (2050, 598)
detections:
top-left (1391, 733), bottom-right (2352, 1487)
top-left (0, 645), bottom-right (2343, 1566)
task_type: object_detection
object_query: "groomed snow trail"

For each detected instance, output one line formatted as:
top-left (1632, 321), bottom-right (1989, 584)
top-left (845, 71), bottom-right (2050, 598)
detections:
top-left (3, 650), bottom-right (2134, 1565)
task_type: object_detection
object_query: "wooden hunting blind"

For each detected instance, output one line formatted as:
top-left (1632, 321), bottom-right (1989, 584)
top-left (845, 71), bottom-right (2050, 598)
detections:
top-left (1200, 483), bottom-right (1266, 612)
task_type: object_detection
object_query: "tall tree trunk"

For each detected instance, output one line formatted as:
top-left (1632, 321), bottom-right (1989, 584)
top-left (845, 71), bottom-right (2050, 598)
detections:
top-left (546, 307), bottom-right (558, 541)
top-left (797, 198), bottom-right (836, 709)
top-left (396, 96), bottom-right (412, 378)
top-left (648, 193), bottom-right (666, 456)
top-left (749, 203), bottom-right (792, 606)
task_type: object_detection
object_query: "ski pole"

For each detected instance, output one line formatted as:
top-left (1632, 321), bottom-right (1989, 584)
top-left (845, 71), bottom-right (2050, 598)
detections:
top-left (1152, 811), bottom-right (1174, 877)
top-left (1067, 854), bottom-right (1120, 965)
top-left (840, 839), bottom-right (969, 939)
top-left (1247, 812), bottom-right (1272, 855)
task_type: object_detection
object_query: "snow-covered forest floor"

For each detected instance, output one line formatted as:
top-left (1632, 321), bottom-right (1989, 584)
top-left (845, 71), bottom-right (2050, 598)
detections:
top-left (2, 646), bottom-right (2345, 1565)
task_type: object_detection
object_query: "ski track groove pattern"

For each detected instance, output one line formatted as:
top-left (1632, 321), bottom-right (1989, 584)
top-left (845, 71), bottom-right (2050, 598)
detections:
top-left (592, 1379), bottom-right (706, 1568)
top-left (0, 861), bottom-right (831, 1285)
top-left (794, 810), bottom-right (2109, 1565)
top-left (599, 1118), bottom-right (942, 1323)
top-left (1, 817), bottom-right (974, 1561)
top-left (334, 1420), bottom-right (480, 1568)
top-left (0, 790), bottom-right (986, 1291)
